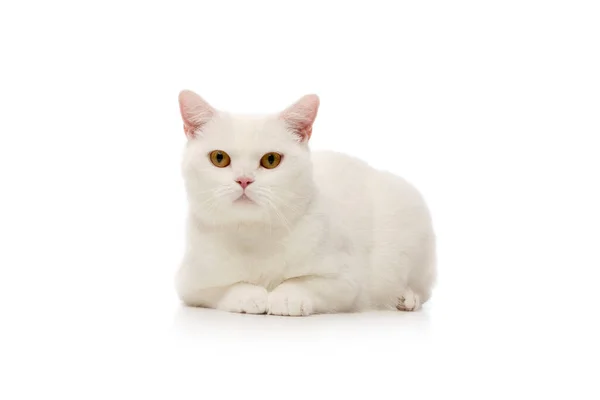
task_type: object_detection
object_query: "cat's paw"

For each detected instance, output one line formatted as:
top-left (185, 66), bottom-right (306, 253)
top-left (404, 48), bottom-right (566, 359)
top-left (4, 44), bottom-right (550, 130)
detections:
top-left (396, 288), bottom-right (421, 311)
top-left (268, 284), bottom-right (314, 316)
top-left (217, 283), bottom-right (268, 314)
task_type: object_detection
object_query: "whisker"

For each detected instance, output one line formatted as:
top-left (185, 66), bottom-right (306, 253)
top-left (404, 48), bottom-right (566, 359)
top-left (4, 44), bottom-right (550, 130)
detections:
top-left (264, 198), bottom-right (292, 234)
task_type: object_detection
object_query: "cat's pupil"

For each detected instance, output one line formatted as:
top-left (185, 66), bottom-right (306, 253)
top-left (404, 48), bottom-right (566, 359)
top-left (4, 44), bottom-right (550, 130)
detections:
top-left (268, 154), bottom-right (275, 164)
top-left (216, 153), bottom-right (223, 163)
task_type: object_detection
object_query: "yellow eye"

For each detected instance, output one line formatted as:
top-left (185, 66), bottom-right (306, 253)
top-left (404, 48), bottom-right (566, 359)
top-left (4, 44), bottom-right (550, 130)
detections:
top-left (260, 152), bottom-right (282, 169)
top-left (209, 150), bottom-right (231, 168)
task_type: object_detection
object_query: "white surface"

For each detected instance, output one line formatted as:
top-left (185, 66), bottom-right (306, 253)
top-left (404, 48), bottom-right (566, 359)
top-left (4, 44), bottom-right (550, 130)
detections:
top-left (1, 1), bottom-right (599, 399)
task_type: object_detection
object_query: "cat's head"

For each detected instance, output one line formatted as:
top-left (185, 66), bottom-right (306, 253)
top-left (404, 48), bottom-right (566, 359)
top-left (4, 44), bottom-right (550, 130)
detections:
top-left (178, 90), bottom-right (319, 228)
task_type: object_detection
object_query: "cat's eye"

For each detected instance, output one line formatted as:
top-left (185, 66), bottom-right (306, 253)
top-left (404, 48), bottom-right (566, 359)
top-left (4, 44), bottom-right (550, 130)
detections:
top-left (209, 150), bottom-right (231, 168)
top-left (260, 152), bottom-right (282, 169)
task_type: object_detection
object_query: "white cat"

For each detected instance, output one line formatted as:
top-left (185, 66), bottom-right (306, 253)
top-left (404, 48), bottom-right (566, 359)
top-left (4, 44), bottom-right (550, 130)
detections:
top-left (175, 90), bottom-right (436, 316)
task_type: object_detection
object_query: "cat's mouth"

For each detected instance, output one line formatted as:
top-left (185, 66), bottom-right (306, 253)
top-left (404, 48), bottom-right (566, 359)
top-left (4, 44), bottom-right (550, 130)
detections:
top-left (234, 193), bottom-right (256, 204)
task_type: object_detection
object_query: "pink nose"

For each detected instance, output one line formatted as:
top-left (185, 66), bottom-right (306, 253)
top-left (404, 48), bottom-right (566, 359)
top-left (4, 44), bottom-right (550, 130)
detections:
top-left (236, 177), bottom-right (254, 189)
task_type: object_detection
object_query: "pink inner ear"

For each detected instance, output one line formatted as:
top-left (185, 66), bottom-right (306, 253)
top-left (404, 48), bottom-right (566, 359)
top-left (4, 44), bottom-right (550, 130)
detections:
top-left (294, 121), bottom-right (314, 141)
top-left (178, 90), bottom-right (215, 139)
top-left (280, 94), bottom-right (320, 142)
top-left (182, 122), bottom-right (195, 138)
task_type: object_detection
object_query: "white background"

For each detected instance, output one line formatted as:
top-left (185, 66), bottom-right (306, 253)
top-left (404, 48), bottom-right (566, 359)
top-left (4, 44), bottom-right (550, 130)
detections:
top-left (1, 1), bottom-right (599, 399)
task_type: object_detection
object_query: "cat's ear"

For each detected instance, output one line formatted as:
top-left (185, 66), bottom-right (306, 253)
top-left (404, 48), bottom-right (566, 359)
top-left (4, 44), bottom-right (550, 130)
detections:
top-left (178, 90), bottom-right (216, 138)
top-left (280, 94), bottom-right (320, 142)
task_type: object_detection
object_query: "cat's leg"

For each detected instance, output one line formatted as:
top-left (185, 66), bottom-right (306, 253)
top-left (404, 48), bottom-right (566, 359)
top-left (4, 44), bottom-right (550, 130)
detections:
top-left (395, 237), bottom-right (435, 312)
top-left (368, 236), bottom-right (434, 312)
top-left (215, 283), bottom-right (269, 314)
top-left (368, 261), bottom-right (425, 311)
top-left (267, 275), bottom-right (360, 316)
top-left (178, 282), bottom-right (269, 314)
top-left (176, 264), bottom-right (269, 314)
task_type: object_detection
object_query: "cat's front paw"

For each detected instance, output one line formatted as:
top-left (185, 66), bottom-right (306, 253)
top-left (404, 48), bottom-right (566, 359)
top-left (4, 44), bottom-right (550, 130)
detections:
top-left (217, 283), bottom-right (268, 314)
top-left (268, 284), bottom-right (314, 316)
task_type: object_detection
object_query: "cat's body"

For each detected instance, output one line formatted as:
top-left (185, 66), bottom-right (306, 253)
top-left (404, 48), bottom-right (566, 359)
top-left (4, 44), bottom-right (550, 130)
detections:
top-left (176, 91), bottom-right (435, 316)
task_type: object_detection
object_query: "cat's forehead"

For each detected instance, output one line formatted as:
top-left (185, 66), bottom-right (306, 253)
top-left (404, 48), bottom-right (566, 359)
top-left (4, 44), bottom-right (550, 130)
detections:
top-left (202, 113), bottom-right (293, 152)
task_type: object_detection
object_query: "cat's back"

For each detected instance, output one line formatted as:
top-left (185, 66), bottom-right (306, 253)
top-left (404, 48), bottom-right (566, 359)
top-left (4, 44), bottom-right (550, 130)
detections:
top-left (310, 150), bottom-right (377, 211)
top-left (311, 150), bottom-right (374, 190)
top-left (310, 150), bottom-right (422, 205)
top-left (310, 149), bottom-right (432, 234)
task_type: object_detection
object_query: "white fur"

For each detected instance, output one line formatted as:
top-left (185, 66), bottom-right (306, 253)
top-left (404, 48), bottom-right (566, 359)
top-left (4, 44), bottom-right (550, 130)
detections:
top-left (176, 92), bottom-right (436, 316)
